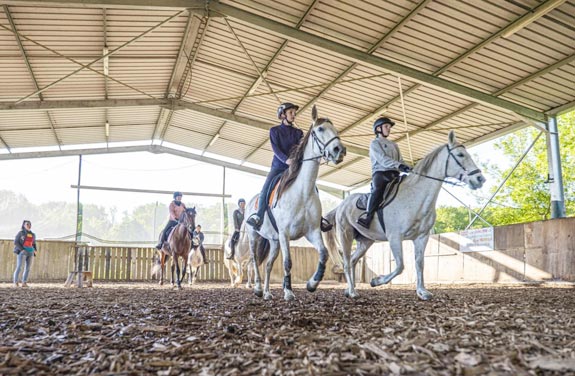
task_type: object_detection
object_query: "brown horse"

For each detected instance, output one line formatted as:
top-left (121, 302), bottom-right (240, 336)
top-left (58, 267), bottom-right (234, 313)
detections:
top-left (155, 207), bottom-right (196, 289)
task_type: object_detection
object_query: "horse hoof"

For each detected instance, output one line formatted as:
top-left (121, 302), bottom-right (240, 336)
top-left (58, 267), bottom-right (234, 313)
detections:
top-left (263, 292), bottom-right (273, 300)
top-left (306, 280), bottom-right (318, 293)
top-left (254, 289), bottom-right (263, 298)
top-left (417, 290), bottom-right (433, 301)
top-left (370, 278), bottom-right (377, 287)
top-left (284, 291), bottom-right (295, 301)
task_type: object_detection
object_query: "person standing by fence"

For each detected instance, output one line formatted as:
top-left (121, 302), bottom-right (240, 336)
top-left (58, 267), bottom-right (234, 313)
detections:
top-left (13, 220), bottom-right (37, 287)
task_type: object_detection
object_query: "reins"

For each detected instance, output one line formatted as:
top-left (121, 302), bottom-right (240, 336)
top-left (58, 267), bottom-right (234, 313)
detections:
top-left (410, 144), bottom-right (481, 187)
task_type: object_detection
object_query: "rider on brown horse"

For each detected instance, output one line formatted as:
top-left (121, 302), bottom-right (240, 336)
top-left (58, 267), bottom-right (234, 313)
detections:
top-left (156, 191), bottom-right (188, 249)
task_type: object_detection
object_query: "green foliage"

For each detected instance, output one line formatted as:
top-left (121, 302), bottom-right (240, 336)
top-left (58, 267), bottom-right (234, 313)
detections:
top-left (435, 110), bottom-right (574, 230)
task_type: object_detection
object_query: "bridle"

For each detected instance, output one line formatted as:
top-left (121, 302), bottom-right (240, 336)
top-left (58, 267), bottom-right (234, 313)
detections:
top-left (301, 124), bottom-right (341, 163)
top-left (413, 144), bottom-right (481, 185)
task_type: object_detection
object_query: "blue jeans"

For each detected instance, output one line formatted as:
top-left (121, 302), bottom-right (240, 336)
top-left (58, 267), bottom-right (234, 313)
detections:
top-left (14, 251), bottom-right (34, 283)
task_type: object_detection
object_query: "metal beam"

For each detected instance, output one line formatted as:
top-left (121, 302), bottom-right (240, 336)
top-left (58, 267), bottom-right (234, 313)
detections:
top-left (0, 143), bottom-right (345, 195)
top-left (2, 0), bottom-right (208, 10)
top-left (546, 100), bottom-right (575, 117)
top-left (211, 2), bottom-right (546, 123)
top-left (71, 184), bottom-right (232, 198)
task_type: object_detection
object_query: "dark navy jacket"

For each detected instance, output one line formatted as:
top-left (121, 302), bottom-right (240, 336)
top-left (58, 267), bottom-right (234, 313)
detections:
top-left (269, 123), bottom-right (304, 170)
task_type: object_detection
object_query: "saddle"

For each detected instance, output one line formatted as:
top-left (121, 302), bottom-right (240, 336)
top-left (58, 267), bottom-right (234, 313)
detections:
top-left (355, 175), bottom-right (405, 233)
top-left (254, 173), bottom-right (284, 210)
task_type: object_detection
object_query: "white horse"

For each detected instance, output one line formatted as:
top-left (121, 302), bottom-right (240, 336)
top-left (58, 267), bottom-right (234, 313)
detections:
top-left (223, 222), bottom-right (270, 288)
top-left (246, 105), bottom-right (346, 301)
top-left (187, 237), bottom-right (203, 286)
top-left (323, 131), bottom-right (485, 300)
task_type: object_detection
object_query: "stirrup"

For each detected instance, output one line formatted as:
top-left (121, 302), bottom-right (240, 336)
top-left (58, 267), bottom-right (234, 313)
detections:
top-left (246, 215), bottom-right (262, 230)
top-left (356, 213), bottom-right (371, 229)
top-left (320, 218), bottom-right (333, 232)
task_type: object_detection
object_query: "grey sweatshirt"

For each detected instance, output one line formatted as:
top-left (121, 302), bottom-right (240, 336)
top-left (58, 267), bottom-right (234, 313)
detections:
top-left (370, 136), bottom-right (404, 173)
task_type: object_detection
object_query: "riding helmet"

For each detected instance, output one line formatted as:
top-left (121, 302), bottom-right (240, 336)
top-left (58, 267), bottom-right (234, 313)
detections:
top-left (277, 102), bottom-right (299, 119)
top-left (238, 198), bottom-right (246, 205)
top-left (173, 191), bottom-right (183, 199)
top-left (373, 117), bottom-right (395, 133)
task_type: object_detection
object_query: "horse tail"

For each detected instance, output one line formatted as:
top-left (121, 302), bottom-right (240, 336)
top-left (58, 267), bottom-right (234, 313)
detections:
top-left (322, 209), bottom-right (344, 271)
top-left (255, 235), bottom-right (270, 267)
top-left (151, 252), bottom-right (168, 278)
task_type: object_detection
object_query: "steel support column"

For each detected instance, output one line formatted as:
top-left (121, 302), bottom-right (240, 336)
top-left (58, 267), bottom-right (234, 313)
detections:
top-left (546, 116), bottom-right (566, 218)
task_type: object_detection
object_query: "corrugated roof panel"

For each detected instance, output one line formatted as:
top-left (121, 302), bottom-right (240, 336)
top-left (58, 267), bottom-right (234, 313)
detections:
top-left (109, 123), bottom-right (155, 143)
top-left (206, 137), bottom-right (255, 160)
top-left (57, 126), bottom-right (106, 144)
top-left (218, 121), bottom-right (268, 151)
top-left (222, 0), bottom-right (309, 26)
top-left (0, 110), bottom-right (51, 130)
top-left (163, 125), bottom-right (212, 150)
top-left (169, 110), bottom-right (223, 140)
top-left (2, 128), bottom-right (58, 148)
top-left (182, 61), bottom-right (254, 110)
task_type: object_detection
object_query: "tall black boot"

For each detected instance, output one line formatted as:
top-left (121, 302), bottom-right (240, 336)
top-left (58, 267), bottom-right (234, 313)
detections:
top-left (155, 231), bottom-right (165, 249)
top-left (227, 239), bottom-right (236, 260)
top-left (200, 246), bottom-right (209, 264)
top-left (357, 194), bottom-right (380, 229)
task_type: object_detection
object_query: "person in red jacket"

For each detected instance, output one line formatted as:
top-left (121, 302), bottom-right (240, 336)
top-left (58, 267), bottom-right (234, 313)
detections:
top-left (13, 220), bottom-right (37, 287)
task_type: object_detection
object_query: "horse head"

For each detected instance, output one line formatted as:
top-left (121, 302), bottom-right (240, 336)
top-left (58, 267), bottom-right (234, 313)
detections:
top-left (309, 105), bottom-right (346, 165)
top-left (445, 131), bottom-right (485, 190)
top-left (179, 207), bottom-right (197, 233)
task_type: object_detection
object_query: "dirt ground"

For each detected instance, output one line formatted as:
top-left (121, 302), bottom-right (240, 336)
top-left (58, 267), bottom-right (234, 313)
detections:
top-left (0, 281), bottom-right (574, 375)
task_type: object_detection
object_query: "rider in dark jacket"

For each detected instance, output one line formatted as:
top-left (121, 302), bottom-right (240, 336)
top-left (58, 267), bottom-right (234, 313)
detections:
top-left (227, 198), bottom-right (245, 260)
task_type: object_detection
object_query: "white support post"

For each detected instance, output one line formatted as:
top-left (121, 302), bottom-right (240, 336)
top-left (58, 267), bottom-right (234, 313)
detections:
top-left (546, 116), bottom-right (566, 218)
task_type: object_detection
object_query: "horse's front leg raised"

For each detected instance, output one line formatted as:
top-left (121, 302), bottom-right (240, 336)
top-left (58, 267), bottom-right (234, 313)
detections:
top-left (278, 235), bottom-right (295, 301)
top-left (306, 230), bottom-right (328, 293)
top-left (249, 234), bottom-right (263, 297)
top-left (263, 240), bottom-right (280, 300)
top-left (414, 234), bottom-right (433, 300)
top-left (371, 235), bottom-right (404, 287)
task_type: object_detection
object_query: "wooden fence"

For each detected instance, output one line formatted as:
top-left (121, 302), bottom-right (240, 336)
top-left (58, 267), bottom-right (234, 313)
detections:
top-left (0, 239), bottom-right (338, 284)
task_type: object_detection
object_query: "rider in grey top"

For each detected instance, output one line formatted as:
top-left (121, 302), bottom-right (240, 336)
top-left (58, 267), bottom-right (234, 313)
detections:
top-left (357, 117), bottom-right (412, 229)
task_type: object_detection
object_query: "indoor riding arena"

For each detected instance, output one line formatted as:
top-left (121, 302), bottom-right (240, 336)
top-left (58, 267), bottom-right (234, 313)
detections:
top-left (1, 0), bottom-right (574, 375)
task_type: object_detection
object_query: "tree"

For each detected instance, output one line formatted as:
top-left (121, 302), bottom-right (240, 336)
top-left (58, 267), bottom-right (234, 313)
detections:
top-left (435, 110), bottom-right (574, 230)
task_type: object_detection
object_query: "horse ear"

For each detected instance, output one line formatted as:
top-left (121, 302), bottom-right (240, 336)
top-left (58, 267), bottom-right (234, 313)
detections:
top-left (312, 105), bottom-right (318, 124)
top-left (448, 130), bottom-right (457, 146)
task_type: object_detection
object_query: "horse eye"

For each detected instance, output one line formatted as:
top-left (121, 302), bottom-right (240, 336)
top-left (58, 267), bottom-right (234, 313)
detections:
top-left (457, 153), bottom-right (464, 158)
top-left (317, 127), bottom-right (324, 132)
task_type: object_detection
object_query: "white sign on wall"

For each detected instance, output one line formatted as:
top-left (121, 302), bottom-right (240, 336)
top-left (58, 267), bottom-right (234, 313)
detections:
top-left (460, 227), bottom-right (494, 252)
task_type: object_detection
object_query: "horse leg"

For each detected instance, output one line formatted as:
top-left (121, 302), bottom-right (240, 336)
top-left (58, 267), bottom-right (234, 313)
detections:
top-left (249, 234), bottom-right (263, 297)
top-left (305, 230), bottom-right (329, 293)
top-left (414, 234), bottom-right (433, 300)
top-left (277, 235), bottom-right (295, 301)
top-left (246, 259), bottom-right (253, 289)
top-left (339, 228), bottom-right (361, 298)
top-left (175, 256), bottom-right (182, 289)
top-left (371, 235), bottom-right (404, 287)
top-left (263, 240), bottom-right (280, 300)
top-left (180, 256), bottom-right (187, 288)
top-left (194, 266), bottom-right (200, 284)
top-left (351, 238), bottom-right (374, 287)
top-left (235, 259), bottom-right (242, 287)
top-left (159, 253), bottom-right (165, 285)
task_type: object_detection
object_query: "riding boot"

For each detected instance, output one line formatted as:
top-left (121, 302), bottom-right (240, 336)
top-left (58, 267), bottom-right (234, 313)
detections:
top-left (155, 230), bottom-right (165, 249)
top-left (320, 217), bottom-right (333, 232)
top-left (199, 246), bottom-right (208, 264)
top-left (357, 193), bottom-right (381, 229)
top-left (227, 239), bottom-right (236, 260)
top-left (246, 214), bottom-right (262, 230)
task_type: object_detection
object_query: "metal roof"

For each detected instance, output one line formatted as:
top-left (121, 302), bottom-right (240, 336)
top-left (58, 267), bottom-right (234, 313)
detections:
top-left (0, 0), bottom-right (573, 190)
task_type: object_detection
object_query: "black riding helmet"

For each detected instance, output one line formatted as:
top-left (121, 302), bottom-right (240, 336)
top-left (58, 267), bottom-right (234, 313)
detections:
top-left (373, 117), bottom-right (395, 134)
top-left (173, 191), bottom-right (183, 199)
top-left (277, 102), bottom-right (299, 119)
top-left (238, 198), bottom-right (246, 205)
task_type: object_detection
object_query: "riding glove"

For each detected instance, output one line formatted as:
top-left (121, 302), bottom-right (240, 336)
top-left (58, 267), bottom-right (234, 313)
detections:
top-left (398, 164), bottom-right (412, 173)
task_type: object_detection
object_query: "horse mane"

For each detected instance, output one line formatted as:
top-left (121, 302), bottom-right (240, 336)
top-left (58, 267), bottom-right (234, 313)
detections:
top-left (276, 118), bottom-right (330, 199)
top-left (412, 142), bottom-right (449, 180)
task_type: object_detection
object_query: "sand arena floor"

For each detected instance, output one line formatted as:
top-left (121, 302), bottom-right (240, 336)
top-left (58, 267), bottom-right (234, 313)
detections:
top-left (0, 281), bottom-right (574, 375)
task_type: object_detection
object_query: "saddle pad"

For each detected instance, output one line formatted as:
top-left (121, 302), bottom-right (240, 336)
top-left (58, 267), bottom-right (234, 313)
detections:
top-left (355, 175), bottom-right (405, 211)
top-left (254, 173), bottom-right (284, 210)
